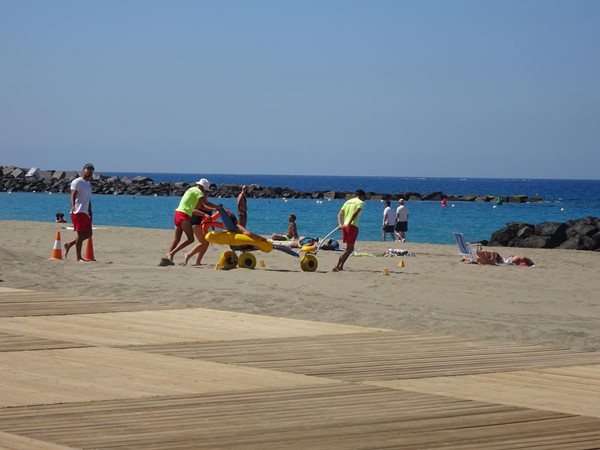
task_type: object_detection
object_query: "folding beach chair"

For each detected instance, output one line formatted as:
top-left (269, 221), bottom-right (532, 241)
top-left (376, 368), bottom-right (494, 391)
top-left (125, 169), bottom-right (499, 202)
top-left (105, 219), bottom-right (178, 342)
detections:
top-left (453, 232), bottom-right (482, 262)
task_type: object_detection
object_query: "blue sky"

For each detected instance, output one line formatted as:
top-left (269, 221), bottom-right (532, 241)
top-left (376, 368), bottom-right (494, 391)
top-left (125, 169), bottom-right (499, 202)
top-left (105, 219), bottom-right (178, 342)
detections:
top-left (1, 0), bottom-right (599, 179)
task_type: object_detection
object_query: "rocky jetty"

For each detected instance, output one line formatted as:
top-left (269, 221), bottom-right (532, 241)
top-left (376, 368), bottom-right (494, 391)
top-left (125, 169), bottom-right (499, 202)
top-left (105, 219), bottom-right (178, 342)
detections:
top-left (488, 217), bottom-right (600, 251)
top-left (1, 165), bottom-right (544, 203)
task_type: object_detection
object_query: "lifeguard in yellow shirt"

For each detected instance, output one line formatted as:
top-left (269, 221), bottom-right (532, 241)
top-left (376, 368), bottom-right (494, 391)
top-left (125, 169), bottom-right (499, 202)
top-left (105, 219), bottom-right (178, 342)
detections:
top-left (333, 189), bottom-right (366, 272)
top-left (161, 178), bottom-right (220, 266)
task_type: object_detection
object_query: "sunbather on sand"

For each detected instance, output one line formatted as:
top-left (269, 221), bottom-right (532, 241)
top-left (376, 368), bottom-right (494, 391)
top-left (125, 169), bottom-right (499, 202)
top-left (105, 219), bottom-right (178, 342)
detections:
top-left (460, 250), bottom-right (535, 266)
top-left (270, 236), bottom-right (319, 248)
top-left (504, 254), bottom-right (535, 266)
top-left (271, 214), bottom-right (299, 241)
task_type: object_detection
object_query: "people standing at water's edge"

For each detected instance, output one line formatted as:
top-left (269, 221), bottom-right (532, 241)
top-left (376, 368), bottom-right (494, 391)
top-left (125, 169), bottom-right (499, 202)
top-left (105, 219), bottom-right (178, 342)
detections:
top-left (271, 214), bottom-right (299, 241)
top-left (237, 185), bottom-right (248, 227)
top-left (333, 189), bottom-right (366, 272)
top-left (64, 163), bottom-right (94, 261)
top-left (395, 198), bottom-right (409, 242)
top-left (382, 200), bottom-right (395, 241)
top-left (161, 178), bottom-right (220, 266)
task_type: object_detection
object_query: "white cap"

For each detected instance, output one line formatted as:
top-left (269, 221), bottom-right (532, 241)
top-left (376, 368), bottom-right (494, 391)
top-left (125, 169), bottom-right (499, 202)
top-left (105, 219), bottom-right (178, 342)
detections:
top-left (196, 178), bottom-right (211, 190)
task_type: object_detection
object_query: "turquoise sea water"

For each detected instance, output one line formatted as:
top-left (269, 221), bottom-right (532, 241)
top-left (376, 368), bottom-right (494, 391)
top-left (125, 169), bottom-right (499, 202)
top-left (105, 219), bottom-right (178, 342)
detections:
top-left (1, 174), bottom-right (599, 245)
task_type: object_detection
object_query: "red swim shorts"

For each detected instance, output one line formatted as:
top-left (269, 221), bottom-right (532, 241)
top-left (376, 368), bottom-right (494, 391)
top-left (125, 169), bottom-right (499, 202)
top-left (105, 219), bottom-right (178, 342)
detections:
top-left (70, 212), bottom-right (92, 232)
top-left (341, 224), bottom-right (359, 245)
top-left (174, 211), bottom-right (191, 227)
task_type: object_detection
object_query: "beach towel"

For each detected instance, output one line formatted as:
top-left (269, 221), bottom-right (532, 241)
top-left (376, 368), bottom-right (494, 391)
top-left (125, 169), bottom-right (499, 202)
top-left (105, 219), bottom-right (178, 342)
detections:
top-left (385, 249), bottom-right (416, 257)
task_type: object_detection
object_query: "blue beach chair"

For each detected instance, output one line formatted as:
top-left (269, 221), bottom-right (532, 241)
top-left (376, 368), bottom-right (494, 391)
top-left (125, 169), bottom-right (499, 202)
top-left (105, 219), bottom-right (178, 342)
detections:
top-left (453, 232), bottom-right (482, 262)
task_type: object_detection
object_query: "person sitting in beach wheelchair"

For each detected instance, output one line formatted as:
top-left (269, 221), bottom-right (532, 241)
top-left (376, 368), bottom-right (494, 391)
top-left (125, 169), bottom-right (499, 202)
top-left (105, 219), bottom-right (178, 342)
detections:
top-left (204, 208), bottom-right (319, 272)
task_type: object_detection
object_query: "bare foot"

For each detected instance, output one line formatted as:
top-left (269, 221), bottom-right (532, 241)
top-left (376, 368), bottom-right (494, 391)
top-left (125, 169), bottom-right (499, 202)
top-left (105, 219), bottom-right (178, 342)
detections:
top-left (182, 253), bottom-right (192, 266)
top-left (332, 267), bottom-right (343, 272)
top-left (64, 242), bottom-right (72, 258)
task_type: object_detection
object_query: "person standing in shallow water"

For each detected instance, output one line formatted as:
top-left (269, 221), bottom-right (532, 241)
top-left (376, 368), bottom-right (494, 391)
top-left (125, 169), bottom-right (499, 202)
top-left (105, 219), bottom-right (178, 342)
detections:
top-left (237, 185), bottom-right (248, 227)
top-left (395, 198), bottom-right (409, 242)
top-left (333, 189), bottom-right (366, 272)
top-left (382, 200), bottom-right (396, 241)
top-left (64, 163), bottom-right (94, 261)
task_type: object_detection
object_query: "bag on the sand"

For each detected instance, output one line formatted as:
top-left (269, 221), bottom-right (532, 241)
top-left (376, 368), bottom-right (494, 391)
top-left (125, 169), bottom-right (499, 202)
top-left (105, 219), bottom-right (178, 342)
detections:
top-left (320, 238), bottom-right (340, 250)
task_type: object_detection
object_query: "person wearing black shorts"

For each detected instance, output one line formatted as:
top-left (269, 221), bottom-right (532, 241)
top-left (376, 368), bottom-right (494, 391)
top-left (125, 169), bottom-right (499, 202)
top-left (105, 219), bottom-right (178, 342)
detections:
top-left (394, 198), bottom-right (409, 242)
top-left (382, 200), bottom-right (396, 241)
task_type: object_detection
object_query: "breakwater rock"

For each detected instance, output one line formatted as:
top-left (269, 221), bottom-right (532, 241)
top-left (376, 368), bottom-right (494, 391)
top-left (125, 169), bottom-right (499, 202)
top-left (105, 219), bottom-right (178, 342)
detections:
top-left (488, 217), bottom-right (600, 251)
top-left (1, 165), bottom-right (544, 203)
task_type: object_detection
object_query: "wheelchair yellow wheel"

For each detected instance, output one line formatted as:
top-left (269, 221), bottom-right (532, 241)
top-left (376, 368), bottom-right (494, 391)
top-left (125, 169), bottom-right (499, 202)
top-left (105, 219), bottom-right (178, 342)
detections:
top-left (219, 251), bottom-right (238, 270)
top-left (300, 254), bottom-right (318, 272)
top-left (238, 252), bottom-right (257, 270)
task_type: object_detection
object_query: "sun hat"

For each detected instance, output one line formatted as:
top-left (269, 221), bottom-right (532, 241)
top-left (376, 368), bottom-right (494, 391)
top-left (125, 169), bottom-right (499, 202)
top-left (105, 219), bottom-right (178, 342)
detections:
top-left (196, 178), bottom-right (211, 190)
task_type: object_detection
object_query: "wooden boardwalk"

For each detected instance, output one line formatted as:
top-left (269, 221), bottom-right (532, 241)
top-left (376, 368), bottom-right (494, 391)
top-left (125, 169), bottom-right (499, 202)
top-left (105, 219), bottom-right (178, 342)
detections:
top-left (0, 287), bottom-right (599, 449)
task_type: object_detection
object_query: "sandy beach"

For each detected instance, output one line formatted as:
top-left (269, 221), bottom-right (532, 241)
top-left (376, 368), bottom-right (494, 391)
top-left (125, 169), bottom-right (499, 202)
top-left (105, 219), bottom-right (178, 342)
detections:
top-left (1, 219), bottom-right (599, 352)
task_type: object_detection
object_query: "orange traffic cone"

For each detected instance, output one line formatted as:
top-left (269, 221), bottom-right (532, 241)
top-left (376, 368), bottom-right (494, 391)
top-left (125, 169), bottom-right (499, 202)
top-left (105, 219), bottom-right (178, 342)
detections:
top-left (50, 231), bottom-right (63, 260)
top-left (84, 237), bottom-right (96, 261)
top-left (397, 259), bottom-right (405, 268)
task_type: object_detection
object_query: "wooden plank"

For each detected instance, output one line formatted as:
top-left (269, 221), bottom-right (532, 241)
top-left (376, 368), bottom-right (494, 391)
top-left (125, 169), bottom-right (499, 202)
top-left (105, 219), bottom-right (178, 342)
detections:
top-left (0, 332), bottom-right (87, 352)
top-left (0, 385), bottom-right (599, 449)
top-left (371, 364), bottom-right (600, 418)
top-left (0, 308), bottom-right (389, 346)
top-left (0, 287), bottom-right (30, 293)
top-left (0, 290), bottom-right (166, 317)
top-left (124, 331), bottom-right (600, 380)
top-left (2, 288), bottom-right (600, 448)
top-left (0, 347), bottom-right (335, 407)
top-left (0, 431), bottom-right (77, 450)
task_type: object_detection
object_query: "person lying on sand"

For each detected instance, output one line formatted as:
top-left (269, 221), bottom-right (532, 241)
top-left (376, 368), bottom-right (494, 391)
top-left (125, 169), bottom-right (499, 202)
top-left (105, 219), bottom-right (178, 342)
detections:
top-left (460, 250), bottom-right (535, 266)
top-left (270, 236), bottom-right (319, 248)
top-left (271, 214), bottom-right (299, 241)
